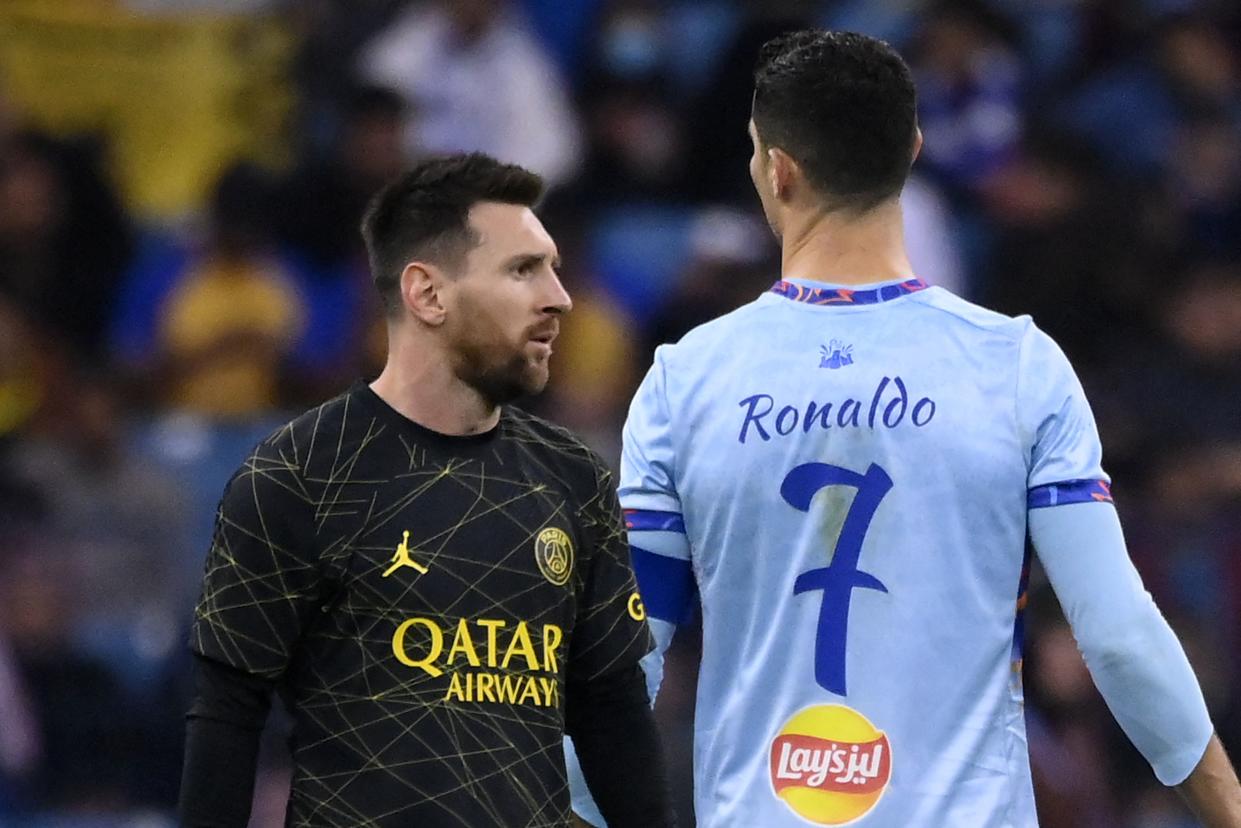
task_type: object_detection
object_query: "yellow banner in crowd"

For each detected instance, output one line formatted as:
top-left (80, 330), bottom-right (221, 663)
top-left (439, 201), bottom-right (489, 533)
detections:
top-left (0, 1), bottom-right (293, 218)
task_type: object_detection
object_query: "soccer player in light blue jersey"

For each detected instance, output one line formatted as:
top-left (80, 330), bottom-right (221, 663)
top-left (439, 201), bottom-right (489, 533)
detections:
top-left (569, 29), bottom-right (1241, 828)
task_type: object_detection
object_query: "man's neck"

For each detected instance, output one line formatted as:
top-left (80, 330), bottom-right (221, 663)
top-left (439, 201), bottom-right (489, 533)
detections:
top-left (370, 333), bottom-right (500, 436)
top-left (779, 198), bottom-right (914, 287)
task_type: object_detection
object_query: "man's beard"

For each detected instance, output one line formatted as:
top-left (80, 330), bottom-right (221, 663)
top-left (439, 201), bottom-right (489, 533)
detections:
top-left (453, 340), bottom-right (547, 409)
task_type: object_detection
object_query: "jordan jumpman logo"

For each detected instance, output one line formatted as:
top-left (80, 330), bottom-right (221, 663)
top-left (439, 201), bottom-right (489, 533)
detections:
top-left (382, 531), bottom-right (429, 578)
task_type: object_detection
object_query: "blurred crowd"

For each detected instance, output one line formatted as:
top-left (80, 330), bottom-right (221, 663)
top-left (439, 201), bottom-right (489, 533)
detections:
top-left (0, 0), bottom-right (1239, 825)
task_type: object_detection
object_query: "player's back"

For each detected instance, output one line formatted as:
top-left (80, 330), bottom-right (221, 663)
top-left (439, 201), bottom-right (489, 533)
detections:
top-left (628, 279), bottom-right (1069, 827)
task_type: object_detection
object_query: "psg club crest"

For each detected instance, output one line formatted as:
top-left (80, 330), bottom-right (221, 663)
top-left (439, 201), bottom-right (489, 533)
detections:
top-left (535, 527), bottom-right (574, 586)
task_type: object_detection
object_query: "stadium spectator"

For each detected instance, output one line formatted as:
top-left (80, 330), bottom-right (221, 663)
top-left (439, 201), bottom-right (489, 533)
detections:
top-left (1061, 12), bottom-right (1241, 178)
top-left (0, 131), bottom-right (132, 359)
top-left (359, 0), bottom-right (584, 186)
top-left (979, 132), bottom-right (1163, 369)
top-left (110, 163), bottom-right (306, 418)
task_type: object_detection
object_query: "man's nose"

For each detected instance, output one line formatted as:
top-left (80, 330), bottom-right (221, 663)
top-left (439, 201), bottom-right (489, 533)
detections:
top-left (543, 271), bottom-right (572, 315)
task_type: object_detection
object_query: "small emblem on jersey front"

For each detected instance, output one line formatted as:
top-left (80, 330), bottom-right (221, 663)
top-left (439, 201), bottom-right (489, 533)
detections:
top-left (770, 704), bottom-right (892, 825)
top-left (627, 592), bottom-right (646, 621)
top-left (819, 340), bottom-right (854, 369)
top-left (382, 531), bottom-right (429, 578)
top-left (534, 527), bottom-right (574, 586)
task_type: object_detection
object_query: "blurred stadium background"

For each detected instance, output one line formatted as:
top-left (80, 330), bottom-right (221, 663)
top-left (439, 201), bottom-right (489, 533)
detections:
top-left (0, 0), bottom-right (1238, 825)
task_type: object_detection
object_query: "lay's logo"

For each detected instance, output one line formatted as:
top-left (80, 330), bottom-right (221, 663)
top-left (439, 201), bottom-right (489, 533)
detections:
top-left (769, 705), bottom-right (892, 824)
top-left (772, 733), bottom-right (890, 793)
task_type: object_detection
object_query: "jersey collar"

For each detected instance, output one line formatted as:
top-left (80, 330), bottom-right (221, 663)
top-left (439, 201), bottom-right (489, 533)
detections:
top-left (769, 277), bottom-right (929, 306)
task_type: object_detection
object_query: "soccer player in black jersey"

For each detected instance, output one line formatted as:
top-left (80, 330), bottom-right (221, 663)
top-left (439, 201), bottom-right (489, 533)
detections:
top-left (178, 154), bottom-right (676, 828)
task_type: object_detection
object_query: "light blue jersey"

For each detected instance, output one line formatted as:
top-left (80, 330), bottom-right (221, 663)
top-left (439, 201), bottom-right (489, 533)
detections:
top-left (568, 276), bottom-right (1211, 827)
top-left (615, 278), bottom-right (1122, 827)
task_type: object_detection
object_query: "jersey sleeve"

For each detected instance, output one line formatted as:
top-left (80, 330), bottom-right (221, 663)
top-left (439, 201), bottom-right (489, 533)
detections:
top-left (619, 349), bottom-right (696, 629)
top-left (1030, 503), bottom-right (1212, 784)
top-left (567, 457), bottom-right (654, 684)
top-left (619, 347), bottom-right (683, 515)
top-left (567, 525), bottom-right (689, 828)
top-left (190, 445), bottom-right (322, 680)
top-left (1019, 325), bottom-right (1213, 784)
top-left (1017, 324), bottom-right (1112, 508)
top-left (618, 347), bottom-right (695, 682)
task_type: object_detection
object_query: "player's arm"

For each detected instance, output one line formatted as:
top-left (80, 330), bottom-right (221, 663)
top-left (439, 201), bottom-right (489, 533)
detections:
top-left (567, 523), bottom-right (690, 828)
top-left (178, 446), bottom-right (321, 826)
top-left (1180, 735), bottom-right (1241, 827)
top-left (568, 351), bottom-right (694, 827)
top-left (179, 656), bottom-right (273, 827)
top-left (618, 348), bottom-right (695, 704)
top-left (625, 514), bottom-right (694, 690)
top-left (565, 664), bottom-right (675, 828)
top-left (1030, 502), bottom-right (1241, 822)
top-left (1019, 325), bottom-right (1241, 821)
top-left (564, 451), bottom-right (677, 828)
top-left (1031, 503), bottom-right (1216, 778)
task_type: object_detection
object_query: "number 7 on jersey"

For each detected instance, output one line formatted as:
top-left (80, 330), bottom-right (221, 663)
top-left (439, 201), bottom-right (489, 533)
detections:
top-left (781, 462), bottom-right (893, 696)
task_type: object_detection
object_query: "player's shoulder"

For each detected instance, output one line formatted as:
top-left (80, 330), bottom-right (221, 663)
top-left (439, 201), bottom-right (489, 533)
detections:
top-left (503, 407), bottom-right (611, 481)
top-left (910, 287), bottom-right (1035, 341)
top-left (237, 386), bottom-right (364, 481)
top-left (915, 290), bottom-right (1079, 380)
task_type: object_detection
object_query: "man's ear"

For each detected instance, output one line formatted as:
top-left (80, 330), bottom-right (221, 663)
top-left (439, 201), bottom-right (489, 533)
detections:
top-left (911, 126), bottom-right (923, 165)
top-left (768, 146), bottom-right (801, 202)
top-left (400, 262), bottom-right (448, 326)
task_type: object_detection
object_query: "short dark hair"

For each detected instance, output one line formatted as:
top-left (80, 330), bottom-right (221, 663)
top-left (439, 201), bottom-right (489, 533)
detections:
top-left (361, 153), bottom-right (544, 314)
top-left (753, 30), bottom-right (917, 212)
